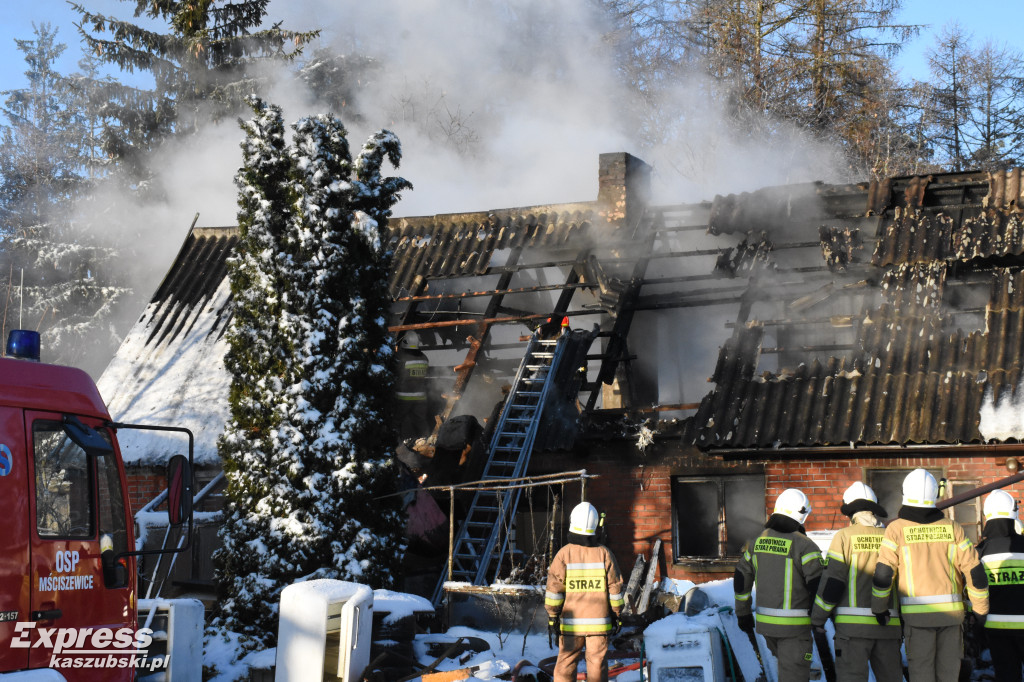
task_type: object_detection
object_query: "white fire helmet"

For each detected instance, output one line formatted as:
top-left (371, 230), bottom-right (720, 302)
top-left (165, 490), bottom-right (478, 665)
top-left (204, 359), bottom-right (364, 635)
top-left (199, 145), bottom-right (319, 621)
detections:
top-left (843, 481), bottom-right (878, 505)
top-left (774, 489), bottom-right (812, 525)
top-left (569, 502), bottom-right (599, 536)
top-left (984, 489), bottom-right (1019, 521)
top-left (400, 331), bottom-right (421, 350)
top-left (902, 469), bottom-right (938, 508)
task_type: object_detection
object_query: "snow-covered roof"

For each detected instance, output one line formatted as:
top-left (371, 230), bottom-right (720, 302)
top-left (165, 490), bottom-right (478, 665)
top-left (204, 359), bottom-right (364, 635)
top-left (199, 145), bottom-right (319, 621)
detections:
top-left (98, 228), bottom-right (237, 465)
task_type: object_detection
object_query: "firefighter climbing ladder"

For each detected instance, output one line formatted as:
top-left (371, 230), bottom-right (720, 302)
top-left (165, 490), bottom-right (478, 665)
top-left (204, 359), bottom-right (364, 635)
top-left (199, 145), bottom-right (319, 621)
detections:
top-left (431, 330), bottom-right (570, 605)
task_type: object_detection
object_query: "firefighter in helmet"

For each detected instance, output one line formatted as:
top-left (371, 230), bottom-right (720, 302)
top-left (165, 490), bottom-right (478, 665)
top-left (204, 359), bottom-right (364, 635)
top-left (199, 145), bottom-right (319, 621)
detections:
top-left (811, 482), bottom-right (902, 682)
top-left (395, 331), bottom-right (431, 442)
top-left (545, 502), bottom-right (624, 682)
top-left (735, 488), bottom-right (823, 682)
top-left (977, 489), bottom-right (1024, 681)
top-left (871, 468), bottom-right (989, 682)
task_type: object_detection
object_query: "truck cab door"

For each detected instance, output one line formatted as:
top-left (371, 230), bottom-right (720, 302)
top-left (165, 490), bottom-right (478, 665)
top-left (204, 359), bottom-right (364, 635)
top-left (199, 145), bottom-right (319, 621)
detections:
top-left (27, 411), bottom-right (134, 678)
top-left (0, 406), bottom-right (30, 673)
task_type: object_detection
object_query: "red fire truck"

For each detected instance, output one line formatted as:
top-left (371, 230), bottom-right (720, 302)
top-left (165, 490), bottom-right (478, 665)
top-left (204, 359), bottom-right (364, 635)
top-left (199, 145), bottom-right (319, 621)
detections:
top-left (0, 330), bottom-right (193, 681)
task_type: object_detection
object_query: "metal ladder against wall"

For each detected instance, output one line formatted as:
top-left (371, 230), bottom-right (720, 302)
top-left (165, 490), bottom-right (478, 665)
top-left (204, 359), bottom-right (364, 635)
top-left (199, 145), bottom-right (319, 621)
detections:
top-left (432, 331), bottom-right (570, 605)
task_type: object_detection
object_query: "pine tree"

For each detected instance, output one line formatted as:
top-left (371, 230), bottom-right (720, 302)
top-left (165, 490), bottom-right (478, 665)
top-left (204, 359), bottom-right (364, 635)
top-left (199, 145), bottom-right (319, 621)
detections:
top-left (0, 24), bottom-right (130, 374)
top-left (214, 97), bottom-right (411, 646)
top-left (71, 0), bottom-right (318, 189)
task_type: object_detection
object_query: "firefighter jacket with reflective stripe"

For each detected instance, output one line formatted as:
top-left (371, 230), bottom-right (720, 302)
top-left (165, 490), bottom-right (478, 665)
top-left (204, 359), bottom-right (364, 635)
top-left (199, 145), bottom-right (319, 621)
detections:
top-left (735, 528), bottom-right (823, 638)
top-left (811, 523), bottom-right (901, 638)
top-left (978, 521), bottom-right (1024, 631)
top-left (872, 517), bottom-right (989, 627)
top-left (396, 348), bottom-right (429, 401)
top-left (545, 542), bottom-right (624, 635)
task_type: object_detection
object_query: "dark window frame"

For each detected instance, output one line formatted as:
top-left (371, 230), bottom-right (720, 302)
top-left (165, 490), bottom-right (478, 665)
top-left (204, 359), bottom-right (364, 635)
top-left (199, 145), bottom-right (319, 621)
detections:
top-left (671, 473), bottom-right (766, 566)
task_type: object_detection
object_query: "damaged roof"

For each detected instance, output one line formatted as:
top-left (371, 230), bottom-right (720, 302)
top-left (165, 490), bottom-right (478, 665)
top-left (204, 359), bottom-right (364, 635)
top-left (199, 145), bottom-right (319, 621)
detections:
top-left (685, 171), bottom-right (1024, 449)
top-left (98, 155), bottom-right (1024, 463)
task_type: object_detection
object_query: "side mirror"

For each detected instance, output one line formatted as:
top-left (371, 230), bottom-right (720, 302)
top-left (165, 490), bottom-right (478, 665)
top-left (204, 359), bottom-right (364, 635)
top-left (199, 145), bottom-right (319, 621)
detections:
top-left (166, 455), bottom-right (193, 527)
top-left (63, 415), bottom-right (114, 456)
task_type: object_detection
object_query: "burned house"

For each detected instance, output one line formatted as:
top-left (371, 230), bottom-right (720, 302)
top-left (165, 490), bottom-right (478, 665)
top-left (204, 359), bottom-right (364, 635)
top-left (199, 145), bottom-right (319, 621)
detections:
top-left (98, 153), bottom-right (1024, 597)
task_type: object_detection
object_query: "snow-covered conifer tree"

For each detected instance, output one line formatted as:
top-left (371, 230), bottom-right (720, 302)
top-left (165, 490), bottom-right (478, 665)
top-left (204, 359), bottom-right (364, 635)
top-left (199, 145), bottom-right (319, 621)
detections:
top-left (214, 97), bottom-right (410, 645)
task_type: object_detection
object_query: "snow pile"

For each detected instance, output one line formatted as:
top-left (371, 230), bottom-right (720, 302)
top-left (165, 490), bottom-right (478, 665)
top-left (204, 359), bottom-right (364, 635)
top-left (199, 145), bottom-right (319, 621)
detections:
top-left (204, 629), bottom-right (276, 682)
top-left (97, 277), bottom-right (233, 465)
top-left (373, 588), bottom-right (434, 625)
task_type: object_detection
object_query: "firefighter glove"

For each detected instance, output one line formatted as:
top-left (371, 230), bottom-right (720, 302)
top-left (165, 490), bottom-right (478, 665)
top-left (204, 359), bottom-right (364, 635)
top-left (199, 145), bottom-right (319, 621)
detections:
top-left (611, 617), bottom-right (621, 636)
top-left (873, 610), bottom-right (890, 626)
top-left (737, 613), bottom-right (755, 634)
top-left (548, 616), bottom-right (560, 638)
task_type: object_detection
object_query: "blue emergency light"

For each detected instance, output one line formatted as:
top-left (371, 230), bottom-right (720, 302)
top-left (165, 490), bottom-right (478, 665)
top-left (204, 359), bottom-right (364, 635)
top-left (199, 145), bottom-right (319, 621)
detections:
top-left (6, 329), bottom-right (41, 361)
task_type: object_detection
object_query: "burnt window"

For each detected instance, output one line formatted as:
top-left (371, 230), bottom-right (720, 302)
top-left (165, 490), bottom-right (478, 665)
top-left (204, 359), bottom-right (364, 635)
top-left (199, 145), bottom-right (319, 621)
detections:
top-left (866, 468), bottom-right (943, 522)
top-left (672, 474), bottom-right (766, 561)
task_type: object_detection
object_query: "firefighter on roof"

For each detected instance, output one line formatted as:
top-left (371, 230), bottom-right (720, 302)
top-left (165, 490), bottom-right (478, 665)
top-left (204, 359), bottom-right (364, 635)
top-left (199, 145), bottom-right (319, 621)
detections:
top-left (977, 489), bottom-right (1024, 682)
top-left (545, 502), bottom-right (625, 682)
top-left (871, 468), bottom-right (989, 682)
top-left (811, 482), bottom-right (902, 682)
top-left (735, 488), bottom-right (823, 682)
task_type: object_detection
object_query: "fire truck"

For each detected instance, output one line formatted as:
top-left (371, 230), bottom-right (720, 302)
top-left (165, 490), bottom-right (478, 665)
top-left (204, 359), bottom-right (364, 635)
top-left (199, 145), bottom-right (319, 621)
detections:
top-left (0, 330), bottom-right (193, 681)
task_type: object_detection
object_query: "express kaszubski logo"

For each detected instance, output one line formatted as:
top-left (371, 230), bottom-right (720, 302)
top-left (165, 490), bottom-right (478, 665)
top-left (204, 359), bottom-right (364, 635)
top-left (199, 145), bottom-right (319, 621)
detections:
top-left (10, 623), bottom-right (167, 671)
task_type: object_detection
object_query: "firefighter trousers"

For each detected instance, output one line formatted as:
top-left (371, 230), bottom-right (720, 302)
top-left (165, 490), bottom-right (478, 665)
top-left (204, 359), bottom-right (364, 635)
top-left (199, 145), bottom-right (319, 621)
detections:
top-left (833, 635), bottom-right (902, 682)
top-left (554, 633), bottom-right (609, 682)
top-left (763, 632), bottom-right (813, 682)
top-left (905, 623), bottom-right (962, 682)
top-left (987, 630), bottom-right (1024, 682)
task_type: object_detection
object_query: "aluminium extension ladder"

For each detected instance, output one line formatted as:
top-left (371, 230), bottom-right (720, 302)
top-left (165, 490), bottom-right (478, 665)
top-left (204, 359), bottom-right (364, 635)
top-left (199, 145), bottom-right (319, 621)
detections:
top-left (431, 330), bottom-right (570, 605)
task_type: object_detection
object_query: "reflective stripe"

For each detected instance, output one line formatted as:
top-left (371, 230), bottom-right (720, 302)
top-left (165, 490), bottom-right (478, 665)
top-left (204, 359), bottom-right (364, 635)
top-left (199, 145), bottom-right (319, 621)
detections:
top-left (901, 602), bottom-right (964, 614)
top-left (881, 538), bottom-right (898, 551)
top-left (958, 539), bottom-right (973, 552)
top-left (903, 546), bottom-right (915, 596)
top-left (836, 607), bottom-right (897, 617)
top-left (835, 615), bottom-right (901, 626)
top-left (736, 592), bottom-right (751, 601)
top-left (802, 551), bottom-right (821, 565)
top-left (901, 594), bottom-right (962, 605)
top-left (562, 617), bottom-right (612, 625)
top-left (848, 562), bottom-right (858, 607)
top-left (982, 552), bottom-right (1024, 565)
top-left (396, 392), bottom-right (427, 400)
top-left (904, 498), bottom-right (935, 507)
top-left (986, 614), bottom-right (1024, 629)
top-left (758, 607), bottom-right (810, 617)
top-left (966, 587), bottom-right (989, 600)
top-left (814, 595), bottom-right (835, 611)
top-left (545, 590), bottom-right (564, 601)
top-left (756, 614), bottom-right (812, 626)
top-left (566, 563), bottom-right (605, 570)
top-left (827, 551), bottom-right (845, 563)
top-left (561, 616), bottom-right (612, 632)
top-left (783, 559), bottom-right (793, 609)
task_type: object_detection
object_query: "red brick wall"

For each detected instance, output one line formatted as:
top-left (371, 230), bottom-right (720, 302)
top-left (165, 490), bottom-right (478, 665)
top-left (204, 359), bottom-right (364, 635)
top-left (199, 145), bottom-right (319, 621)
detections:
top-left (125, 466), bottom-right (167, 513)
top-left (549, 443), bottom-right (1024, 587)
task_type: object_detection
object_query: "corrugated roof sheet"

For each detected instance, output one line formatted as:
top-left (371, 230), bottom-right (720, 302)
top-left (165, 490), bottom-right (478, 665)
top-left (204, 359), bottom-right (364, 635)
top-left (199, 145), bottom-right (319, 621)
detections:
top-left (684, 172), bottom-right (1024, 449)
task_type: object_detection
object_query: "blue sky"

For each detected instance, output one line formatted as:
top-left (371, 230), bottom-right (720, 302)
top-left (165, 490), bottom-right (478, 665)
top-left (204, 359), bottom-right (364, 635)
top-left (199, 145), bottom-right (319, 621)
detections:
top-left (0, 1), bottom-right (1018, 101)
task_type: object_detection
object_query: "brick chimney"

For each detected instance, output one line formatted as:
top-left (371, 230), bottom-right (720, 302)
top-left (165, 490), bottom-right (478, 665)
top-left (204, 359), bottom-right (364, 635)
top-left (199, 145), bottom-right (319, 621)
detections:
top-left (597, 152), bottom-right (652, 233)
